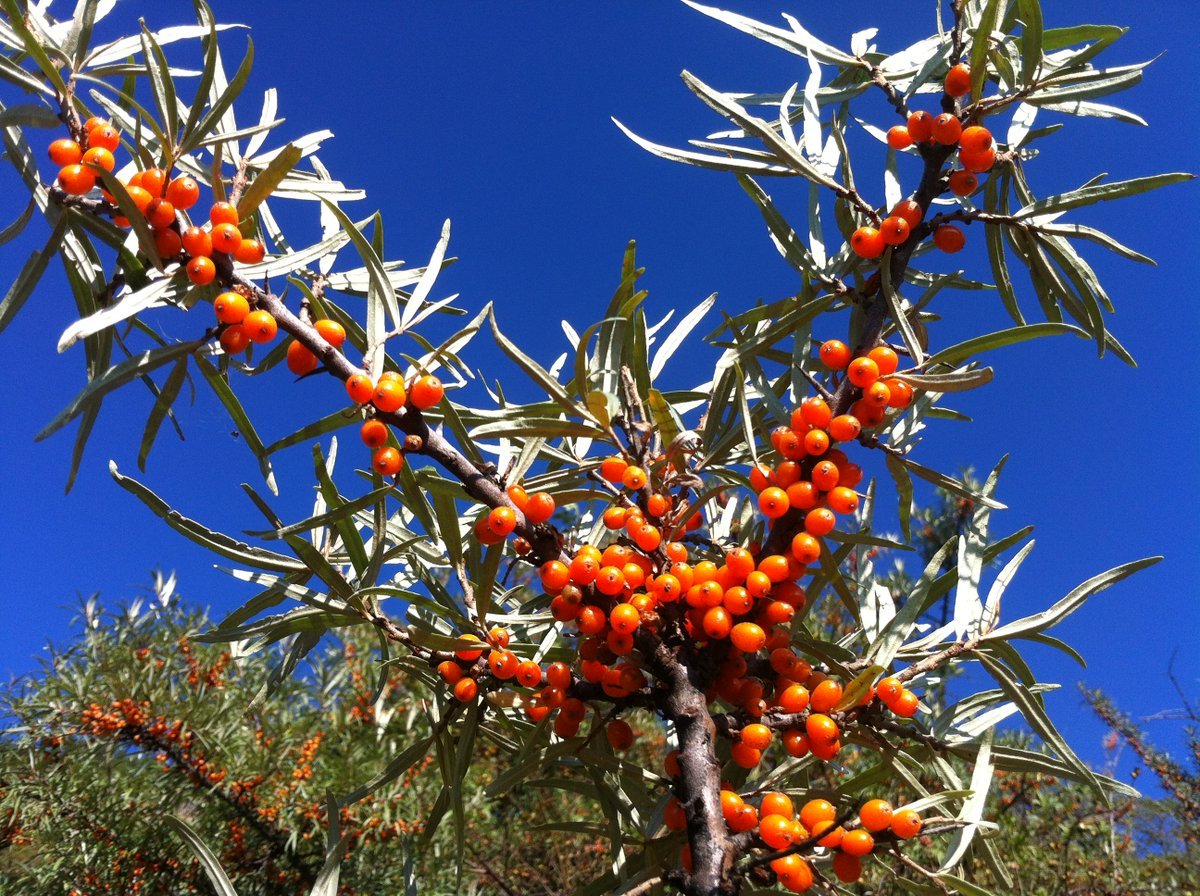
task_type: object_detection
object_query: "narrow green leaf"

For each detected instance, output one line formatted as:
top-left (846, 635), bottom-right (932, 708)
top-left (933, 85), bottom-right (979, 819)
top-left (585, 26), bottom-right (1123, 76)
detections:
top-left (886, 453), bottom-right (914, 542)
top-left (163, 817), bottom-right (239, 896)
top-left (139, 23), bottom-right (179, 149)
top-left (880, 248), bottom-right (925, 365)
top-left (177, 36), bottom-right (254, 156)
top-left (926, 322), bottom-right (1086, 367)
top-left (868, 539), bottom-right (956, 668)
top-left (89, 165), bottom-right (163, 269)
top-left (970, 0), bottom-right (1001, 101)
top-left (236, 143), bottom-right (301, 219)
top-left (1015, 172), bottom-right (1194, 219)
top-left (896, 367), bottom-right (993, 392)
top-left (137, 355), bottom-right (188, 470)
top-left (194, 353), bottom-right (277, 494)
top-left (1016, 0), bottom-right (1043, 85)
top-left (39, 340), bottom-right (203, 441)
top-left (489, 308), bottom-right (588, 420)
top-left (0, 211), bottom-right (67, 335)
top-left (0, 0), bottom-right (68, 94)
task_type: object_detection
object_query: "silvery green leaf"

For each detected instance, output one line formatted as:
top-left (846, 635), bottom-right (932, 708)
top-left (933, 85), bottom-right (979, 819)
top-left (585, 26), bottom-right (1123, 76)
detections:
top-left (57, 274), bottom-right (178, 353)
top-left (615, 118), bottom-right (792, 175)
top-left (802, 51), bottom-right (822, 160)
top-left (683, 1), bottom-right (857, 65)
top-left (650, 292), bottom-right (716, 378)
top-left (401, 218), bottom-right (451, 331)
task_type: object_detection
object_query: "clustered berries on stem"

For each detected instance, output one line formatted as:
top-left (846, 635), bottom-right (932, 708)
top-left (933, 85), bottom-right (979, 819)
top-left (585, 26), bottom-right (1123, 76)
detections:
top-left (864, 63), bottom-right (995, 259)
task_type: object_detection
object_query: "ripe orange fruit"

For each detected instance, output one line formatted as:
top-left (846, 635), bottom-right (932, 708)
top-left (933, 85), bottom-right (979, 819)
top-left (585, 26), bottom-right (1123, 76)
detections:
top-left (515, 661), bottom-right (541, 688)
top-left (883, 378), bottom-right (914, 408)
top-left (346, 374), bottom-right (375, 405)
top-left (891, 199), bottom-right (924, 229)
top-left (125, 185), bottom-right (153, 214)
top-left (524, 492), bottom-right (556, 523)
top-left (234, 238), bottom-right (266, 264)
top-left (934, 224), bottom-right (966, 253)
top-left (211, 222), bottom-right (241, 254)
top-left (57, 164), bottom-right (96, 195)
top-left (610, 603), bottom-right (640, 634)
top-left (185, 256), bottom-right (216, 285)
top-left (761, 792), bottom-right (794, 820)
top-left (730, 741), bottom-right (762, 769)
top-left (452, 678), bottom-right (478, 702)
top-left (87, 125), bottom-right (120, 151)
top-left (48, 139), bottom-right (82, 166)
top-left (212, 292), bottom-right (249, 325)
top-left (944, 62), bottom-right (971, 96)
top-left (310, 318), bottom-right (345, 347)
top-left (826, 486), bottom-right (859, 515)
top-left (892, 689), bottom-right (920, 717)
top-left (850, 226), bottom-right (885, 259)
top-left (880, 215), bottom-right (910, 246)
top-left (906, 110), bottom-right (934, 142)
top-left (932, 113), bottom-right (963, 145)
top-left (949, 169), bottom-right (979, 196)
top-left (831, 851), bottom-right (862, 883)
top-left (886, 126), bottom-right (912, 149)
top-left (891, 808), bottom-right (923, 839)
top-left (286, 340), bottom-right (318, 375)
top-left (867, 345), bottom-right (899, 375)
top-left (360, 419), bottom-right (389, 448)
top-left (810, 460), bottom-right (840, 492)
top-left (372, 446), bottom-right (403, 476)
top-left (799, 798), bottom-right (836, 831)
top-left (181, 226), bottom-right (212, 258)
top-left (758, 486), bottom-right (789, 519)
top-left (209, 202), bottom-right (238, 227)
top-left (805, 712), bottom-right (839, 745)
top-left (841, 829), bottom-right (875, 857)
top-left (410, 374), bottom-right (444, 409)
top-left (373, 378), bottom-right (407, 413)
top-left (166, 176), bottom-right (200, 209)
top-left (810, 679), bottom-right (844, 713)
top-left (82, 146), bottom-right (115, 172)
top-left (741, 723), bottom-right (772, 750)
top-left (778, 683), bottom-right (810, 714)
top-left (486, 506), bottom-right (517, 537)
top-left (819, 340), bottom-right (852, 370)
top-left (797, 396), bottom-right (831, 430)
top-left (153, 228), bottom-right (182, 258)
top-left (606, 719), bottom-right (634, 751)
top-left (960, 145), bottom-right (996, 173)
top-left (145, 198), bottom-right (175, 229)
top-left (437, 660), bottom-right (463, 684)
top-left (600, 456), bottom-right (628, 482)
top-left (242, 310), bottom-right (277, 343)
top-left (622, 465), bottom-right (647, 490)
top-left (859, 798), bottom-right (893, 832)
top-left (758, 813), bottom-right (793, 849)
top-left (730, 622), bottom-right (766, 654)
top-left (960, 125), bottom-right (994, 154)
top-left (219, 324), bottom-right (249, 354)
top-left (847, 357), bottom-right (880, 388)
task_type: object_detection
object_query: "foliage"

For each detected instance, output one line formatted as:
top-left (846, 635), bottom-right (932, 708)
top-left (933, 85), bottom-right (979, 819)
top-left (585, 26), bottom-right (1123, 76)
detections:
top-left (0, 1), bottom-right (1192, 895)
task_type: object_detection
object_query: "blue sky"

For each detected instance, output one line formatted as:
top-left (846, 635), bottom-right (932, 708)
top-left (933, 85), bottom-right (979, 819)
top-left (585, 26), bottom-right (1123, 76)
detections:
top-left (1, 0), bottom-right (1197, 785)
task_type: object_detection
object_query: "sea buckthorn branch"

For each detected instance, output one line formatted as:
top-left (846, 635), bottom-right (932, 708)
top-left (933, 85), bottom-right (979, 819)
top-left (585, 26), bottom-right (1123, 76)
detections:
top-left (857, 59), bottom-right (910, 120)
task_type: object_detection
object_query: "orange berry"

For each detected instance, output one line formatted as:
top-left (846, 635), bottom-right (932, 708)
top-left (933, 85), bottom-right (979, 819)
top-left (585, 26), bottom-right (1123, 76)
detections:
top-left (242, 310), bottom-right (277, 343)
top-left (606, 719), bottom-right (634, 751)
top-left (797, 396), bottom-right (831, 430)
top-left (514, 661), bottom-right (541, 688)
top-left (841, 829), bottom-right (875, 857)
top-left (891, 199), bottom-right (924, 230)
top-left (880, 215), bottom-right (910, 246)
top-left (209, 202), bottom-right (238, 227)
top-left (805, 713), bottom-right (839, 745)
top-left (286, 341), bottom-right (318, 375)
top-left (803, 429), bottom-right (829, 456)
top-left (185, 256), bottom-right (216, 285)
top-left (891, 808), bottom-right (923, 839)
top-left (453, 678), bottom-right (478, 702)
top-left (82, 116), bottom-right (108, 132)
top-left (512, 491), bottom-right (549, 524)
top-left (153, 228), bottom-right (182, 258)
top-left (960, 125), bottom-right (994, 155)
top-left (211, 222), bottom-right (241, 255)
top-left (126, 185), bottom-right (153, 214)
top-left (949, 169), bottom-right (979, 196)
top-left (865, 380), bottom-right (892, 407)
top-left (944, 62), bottom-right (971, 96)
top-left (761, 792), bottom-right (794, 820)
top-left (883, 377), bottom-right (914, 408)
top-left (48, 139), bottom-right (82, 166)
top-left (82, 146), bottom-right (115, 173)
top-left (810, 679), bottom-right (844, 713)
top-left (145, 197), bottom-right (175, 229)
top-left (826, 486), bottom-right (859, 515)
top-left (218, 324), bottom-right (249, 354)
top-left (791, 533), bottom-right (821, 565)
top-left (372, 446), bottom-right (403, 476)
top-left (804, 507), bottom-right (836, 537)
top-left (622, 465), bottom-right (647, 490)
top-left (847, 357), bottom-right (880, 388)
top-left (778, 683), bottom-right (810, 714)
top-left (730, 622), bottom-right (766, 654)
top-left (831, 851), bottom-right (862, 883)
top-left (886, 125), bottom-right (913, 150)
top-left (346, 374), bottom-right (375, 405)
top-left (730, 741), bottom-right (762, 769)
top-left (741, 723), bottom-right (772, 750)
top-left (859, 799), bottom-right (894, 832)
top-left (454, 633), bottom-right (484, 662)
top-left (875, 676), bottom-right (903, 705)
top-left (373, 378), bottom-right (407, 413)
top-left (892, 689), bottom-right (920, 717)
top-left (934, 224), bottom-right (966, 253)
top-left (209, 294), bottom-right (248, 328)
top-left (867, 345), bottom-right (899, 375)
top-left (610, 603), bottom-right (640, 634)
top-left (701, 605), bottom-right (731, 639)
top-left (811, 460), bottom-right (840, 492)
top-left (758, 813), bottom-right (793, 849)
top-left (57, 164), bottom-right (96, 195)
top-left (486, 506), bottom-right (518, 537)
top-left (87, 124), bottom-right (120, 151)
top-left (437, 660), bottom-right (463, 684)
top-left (819, 340), bottom-right (852, 370)
top-left (485, 649), bottom-right (517, 680)
top-left (782, 729), bottom-right (809, 757)
top-left (850, 226), bottom-right (885, 259)
top-left (360, 419), bottom-right (389, 449)
top-left (906, 110), bottom-right (934, 143)
top-left (758, 486), bottom-right (789, 519)
top-left (539, 560), bottom-right (570, 593)
top-left (960, 145), bottom-right (997, 173)
top-left (166, 175), bottom-right (200, 209)
top-left (306, 319), bottom-right (343, 348)
top-left (932, 113), bottom-right (963, 145)
top-left (599, 456), bottom-right (628, 482)
top-left (234, 238), bottom-right (266, 264)
top-left (720, 789), bottom-right (745, 821)
top-left (410, 374), bottom-right (444, 409)
top-left (799, 798), bottom-right (836, 831)
top-left (181, 226), bottom-right (212, 258)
